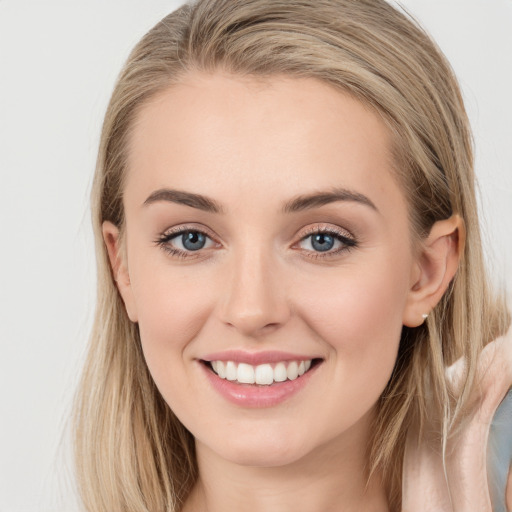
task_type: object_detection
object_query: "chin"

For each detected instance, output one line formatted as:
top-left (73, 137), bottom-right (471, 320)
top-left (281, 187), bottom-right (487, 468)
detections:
top-left (203, 427), bottom-right (315, 468)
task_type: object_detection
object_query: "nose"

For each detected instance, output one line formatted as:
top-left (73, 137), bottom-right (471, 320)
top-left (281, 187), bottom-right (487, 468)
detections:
top-left (218, 246), bottom-right (291, 337)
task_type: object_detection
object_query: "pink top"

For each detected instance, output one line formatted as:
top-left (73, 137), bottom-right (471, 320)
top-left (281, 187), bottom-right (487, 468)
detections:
top-left (402, 329), bottom-right (512, 511)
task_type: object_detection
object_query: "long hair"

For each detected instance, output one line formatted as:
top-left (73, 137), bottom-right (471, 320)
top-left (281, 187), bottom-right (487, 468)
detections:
top-left (73, 1), bottom-right (509, 510)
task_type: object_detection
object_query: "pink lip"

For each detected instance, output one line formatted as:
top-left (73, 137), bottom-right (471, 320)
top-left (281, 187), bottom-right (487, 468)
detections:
top-left (198, 358), bottom-right (321, 408)
top-left (201, 350), bottom-right (320, 365)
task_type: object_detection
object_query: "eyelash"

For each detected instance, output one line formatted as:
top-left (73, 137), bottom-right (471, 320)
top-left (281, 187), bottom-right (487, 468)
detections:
top-left (296, 225), bottom-right (357, 259)
top-left (155, 224), bottom-right (358, 260)
top-left (155, 225), bottom-right (218, 260)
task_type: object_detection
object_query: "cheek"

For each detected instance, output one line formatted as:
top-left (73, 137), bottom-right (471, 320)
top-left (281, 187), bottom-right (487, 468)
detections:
top-left (295, 261), bottom-right (409, 398)
top-left (293, 279), bottom-right (404, 442)
top-left (128, 258), bottom-right (215, 376)
top-left (298, 260), bottom-right (408, 342)
top-left (137, 280), bottom-right (200, 342)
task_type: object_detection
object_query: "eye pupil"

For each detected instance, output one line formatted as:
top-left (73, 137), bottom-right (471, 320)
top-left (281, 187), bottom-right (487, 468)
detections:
top-left (182, 231), bottom-right (206, 251)
top-left (311, 233), bottom-right (335, 252)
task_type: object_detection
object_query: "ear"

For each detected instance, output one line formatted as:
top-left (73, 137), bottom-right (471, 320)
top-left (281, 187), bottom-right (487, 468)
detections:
top-left (403, 215), bottom-right (465, 328)
top-left (102, 221), bottom-right (138, 322)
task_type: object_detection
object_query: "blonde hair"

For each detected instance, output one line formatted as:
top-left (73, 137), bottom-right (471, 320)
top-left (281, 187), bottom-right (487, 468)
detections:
top-left (73, 1), bottom-right (509, 510)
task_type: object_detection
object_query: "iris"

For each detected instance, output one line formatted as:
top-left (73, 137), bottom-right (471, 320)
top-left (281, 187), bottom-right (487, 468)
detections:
top-left (182, 231), bottom-right (207, 251)
top-left (311, 233), bottom-right (335, 252)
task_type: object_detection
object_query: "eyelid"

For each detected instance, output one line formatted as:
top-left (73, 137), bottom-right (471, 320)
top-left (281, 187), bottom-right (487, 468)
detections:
top-left (298, 223), bottom-right (355, 241)
top-left (155, 222), bottom-right (357, 260)
top-left (292, 223), bottom-right (358, 258)
top-left (159, 223), bottom-right (219, 242)
top-left (155, 224), bottom-right (221, 259)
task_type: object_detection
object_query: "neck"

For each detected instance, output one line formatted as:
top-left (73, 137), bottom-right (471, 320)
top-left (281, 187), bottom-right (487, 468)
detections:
top-left (182, 414), bottom-right (389, 512)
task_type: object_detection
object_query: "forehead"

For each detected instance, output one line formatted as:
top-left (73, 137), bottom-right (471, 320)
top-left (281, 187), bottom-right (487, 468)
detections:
top-left (124, 72), bottom-right (406, 218)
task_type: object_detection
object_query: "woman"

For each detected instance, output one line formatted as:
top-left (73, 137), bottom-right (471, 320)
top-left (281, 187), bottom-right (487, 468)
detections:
top-left (73, 1), bottom-right (512, 510)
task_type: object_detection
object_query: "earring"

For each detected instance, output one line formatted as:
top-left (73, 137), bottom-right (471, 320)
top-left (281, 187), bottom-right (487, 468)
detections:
top-left (422, 313), bottom-right (429, 320)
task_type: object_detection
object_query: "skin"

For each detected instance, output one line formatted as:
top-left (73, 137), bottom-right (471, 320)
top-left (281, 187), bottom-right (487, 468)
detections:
top-left (104, 72), bottom-right (463, 511)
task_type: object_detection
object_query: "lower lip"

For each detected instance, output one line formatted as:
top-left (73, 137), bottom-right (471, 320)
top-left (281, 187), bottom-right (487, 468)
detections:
top-left (200, 362), bottom-right (320, 408)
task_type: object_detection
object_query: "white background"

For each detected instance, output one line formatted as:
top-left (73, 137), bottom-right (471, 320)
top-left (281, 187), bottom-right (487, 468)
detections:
top-left (0, 1), bottom-right (511, 511)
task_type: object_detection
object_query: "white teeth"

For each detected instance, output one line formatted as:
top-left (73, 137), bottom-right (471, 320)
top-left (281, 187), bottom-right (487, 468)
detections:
top-left (209, 359), bottom-right (315, 385)
top-left (287, 361), bottom-right (299, 380)
top-left (255, 364), bottom-right (274, 385)
top-left (237, 363), bottom-right (255, 384)
top-left (216, 361), bottom-right (226, 379)
top-left (274, 362), bottom-right (288, 382)
top-left (225, 361), bottom-right (237, 381)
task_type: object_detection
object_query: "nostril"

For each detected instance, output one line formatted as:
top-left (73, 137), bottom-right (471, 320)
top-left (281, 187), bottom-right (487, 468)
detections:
top-left (218, 275), bottom-right (291, 336)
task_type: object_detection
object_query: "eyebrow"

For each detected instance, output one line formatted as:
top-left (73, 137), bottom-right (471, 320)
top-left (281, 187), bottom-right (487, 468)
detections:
top-left (143, 187), bottom-right (377, 214)
top-left (282, 187), bottom-right (378, 214)
top-left (143, 188), bottom-right (225, 213)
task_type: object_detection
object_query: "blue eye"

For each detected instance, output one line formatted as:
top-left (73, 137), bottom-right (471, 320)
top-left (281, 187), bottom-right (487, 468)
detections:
top-left (298, 229), bottom-right (356, 256)
top-left (310, 233), bottom-right (336, 252)
top-left (180, 231), bottom-right (207, 251)
top-left (156, 228), bottom-right (216, 257)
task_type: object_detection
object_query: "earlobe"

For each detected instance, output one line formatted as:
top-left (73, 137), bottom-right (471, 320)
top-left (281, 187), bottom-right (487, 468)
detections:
top-left (102, 221), bottom-right (138, 322)
top-left (403, 215), bottom-right (465, 327)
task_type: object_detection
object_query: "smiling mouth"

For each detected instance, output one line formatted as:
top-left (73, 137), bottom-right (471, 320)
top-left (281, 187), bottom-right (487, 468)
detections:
top-left (202, 358), bottom-right (322, 386)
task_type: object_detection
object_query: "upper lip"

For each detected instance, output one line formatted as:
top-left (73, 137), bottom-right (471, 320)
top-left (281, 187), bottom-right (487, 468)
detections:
top-left (200, 350), bottom-right (322, 365)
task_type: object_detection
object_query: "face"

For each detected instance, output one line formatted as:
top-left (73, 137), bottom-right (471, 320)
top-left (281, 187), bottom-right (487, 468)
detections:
top-left (109, 72), bottom-right (423, 467)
